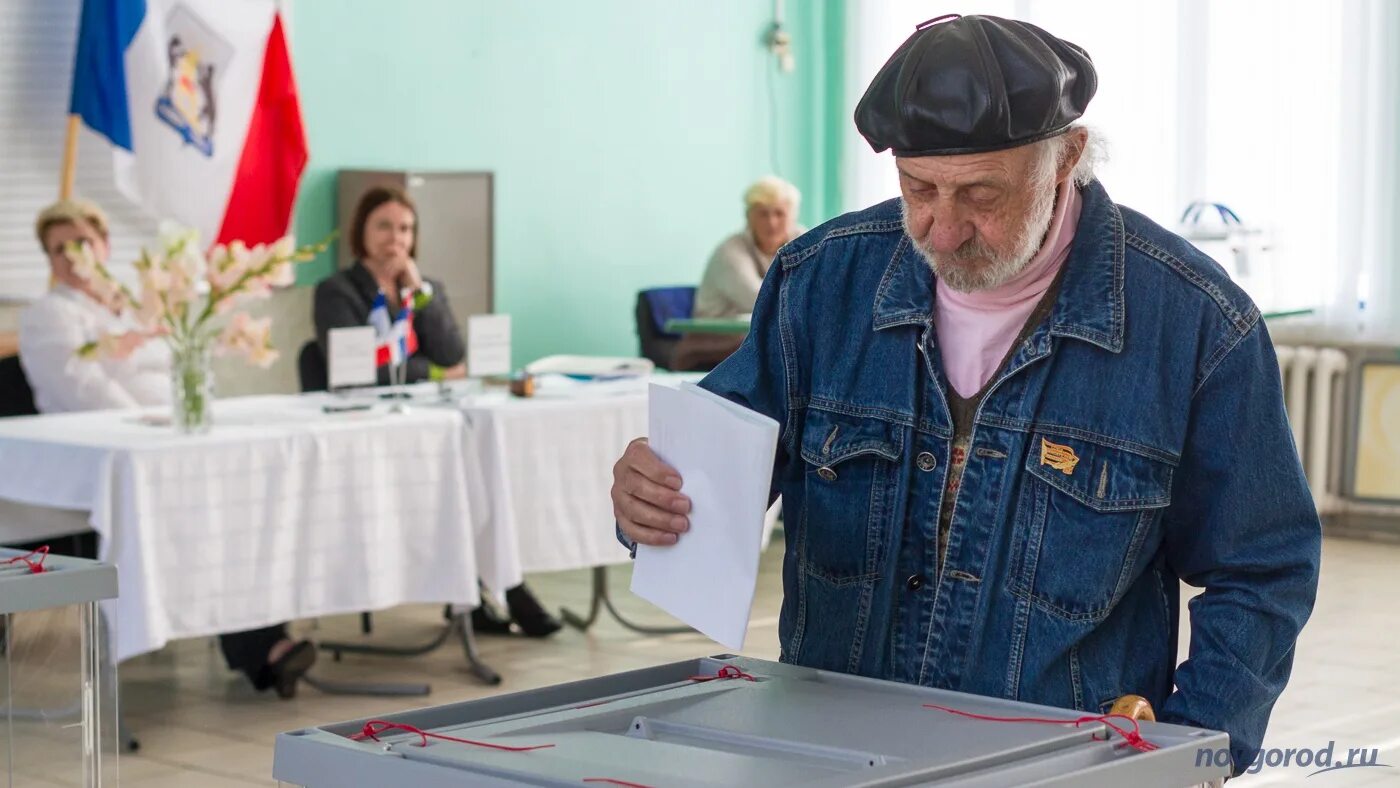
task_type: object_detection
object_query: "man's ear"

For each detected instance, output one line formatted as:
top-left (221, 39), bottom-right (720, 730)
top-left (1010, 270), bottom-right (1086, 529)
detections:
top-left (1058, 128), bottom-right (1089, 183)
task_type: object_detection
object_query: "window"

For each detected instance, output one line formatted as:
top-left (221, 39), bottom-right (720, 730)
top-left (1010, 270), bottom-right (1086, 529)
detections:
top-left (844, 1), bottom-right (1400, 337)
top-left (0, 0), bottom-right (158, 302)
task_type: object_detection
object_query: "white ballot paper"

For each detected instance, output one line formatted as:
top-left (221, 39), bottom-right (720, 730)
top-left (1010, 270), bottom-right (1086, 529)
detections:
top-left (630, 381), bottom-right (779, 649)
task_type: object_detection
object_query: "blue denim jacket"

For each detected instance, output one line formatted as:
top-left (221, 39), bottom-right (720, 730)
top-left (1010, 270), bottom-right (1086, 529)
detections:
top-left (692, 180), bottom-right (1320, 773)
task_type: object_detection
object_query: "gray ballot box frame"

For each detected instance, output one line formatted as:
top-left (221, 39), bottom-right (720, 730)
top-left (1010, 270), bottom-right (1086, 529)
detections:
top-left (2, 547), bottom-right (120, 787)
top-left (274, 655), bottom-right (1230, 787)
top-left (0, 549), bottom-right (117, 615)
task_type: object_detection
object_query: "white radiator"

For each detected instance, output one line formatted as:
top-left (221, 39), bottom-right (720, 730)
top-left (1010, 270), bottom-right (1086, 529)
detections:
top-left (1274, 345), bottom-right (1349, 514)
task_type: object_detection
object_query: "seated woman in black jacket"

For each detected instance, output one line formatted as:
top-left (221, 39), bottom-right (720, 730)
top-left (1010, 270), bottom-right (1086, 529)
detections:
top-left (313, 186), bottom-right (559, 637)
top-left (313, 188), bottom-right (466, 385)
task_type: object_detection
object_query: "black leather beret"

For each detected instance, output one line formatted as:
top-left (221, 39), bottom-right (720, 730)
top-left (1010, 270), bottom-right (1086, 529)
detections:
top-left (854, 14), bottom-right (1097, 156)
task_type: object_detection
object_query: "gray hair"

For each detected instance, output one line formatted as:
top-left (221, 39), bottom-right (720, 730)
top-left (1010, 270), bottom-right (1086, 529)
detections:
top-left (1038, 124), bottom-right (1107, 187)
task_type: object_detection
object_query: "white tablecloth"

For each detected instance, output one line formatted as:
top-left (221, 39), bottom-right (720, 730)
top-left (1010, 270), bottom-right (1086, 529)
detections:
top-left (0, 395), bottom-right (482, 662)
top-left (451, 373), bottom-right (776, 588)
top-left (462, 385), bottom-right (649, 584)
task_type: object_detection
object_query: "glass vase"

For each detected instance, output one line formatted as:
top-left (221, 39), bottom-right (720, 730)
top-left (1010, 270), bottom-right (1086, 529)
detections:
top-left (170, 341), bottom-right (214, 434)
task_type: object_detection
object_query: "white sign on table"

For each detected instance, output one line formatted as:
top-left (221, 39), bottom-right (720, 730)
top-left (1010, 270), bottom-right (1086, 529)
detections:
top-left (467, 314), bottom-right (512, 377)
top-left (327, 326), bottom-right (377, 389)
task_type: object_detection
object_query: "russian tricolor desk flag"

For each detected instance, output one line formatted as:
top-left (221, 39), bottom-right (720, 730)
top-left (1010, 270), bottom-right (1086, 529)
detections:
top-left (68, 0), bottom-right (308, 246)
top-left (368, 292), bottom-right (417, 367)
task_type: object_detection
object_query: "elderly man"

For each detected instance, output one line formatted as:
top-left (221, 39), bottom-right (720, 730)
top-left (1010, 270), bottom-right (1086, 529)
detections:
top-left (613, 15), bottom-right (1319, 776)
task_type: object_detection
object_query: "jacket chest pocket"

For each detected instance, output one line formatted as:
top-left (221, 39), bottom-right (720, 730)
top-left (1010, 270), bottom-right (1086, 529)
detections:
top-left (796, 408), bottom-right (904, 587)
top-left (1011, 431), bottom-right (1175, 622)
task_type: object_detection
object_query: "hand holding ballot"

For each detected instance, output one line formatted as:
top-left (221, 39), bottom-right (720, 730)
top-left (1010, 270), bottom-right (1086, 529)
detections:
top-left (614, 382), bottom-right (779, 649)
top-left (611, 438), bottom-right (693, 547)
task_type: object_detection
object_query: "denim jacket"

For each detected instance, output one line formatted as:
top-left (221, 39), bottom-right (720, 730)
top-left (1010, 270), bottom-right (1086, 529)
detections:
top-left (693, 180), bottom-right (1320, 772)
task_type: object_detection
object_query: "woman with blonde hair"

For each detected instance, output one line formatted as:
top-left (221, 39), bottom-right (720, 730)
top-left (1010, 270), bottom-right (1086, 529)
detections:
top-left (693, 176), bottom-right (806, 319)
top-left (18, 199), bottom-right (317, 698)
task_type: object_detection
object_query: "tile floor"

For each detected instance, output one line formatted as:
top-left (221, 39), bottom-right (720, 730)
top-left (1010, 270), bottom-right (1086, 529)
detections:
top-left (6, 534), bottom-right (1399, 785)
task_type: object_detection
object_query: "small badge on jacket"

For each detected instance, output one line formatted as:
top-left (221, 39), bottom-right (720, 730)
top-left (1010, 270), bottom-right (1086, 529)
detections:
top-left (1040, 438), bottom-right (1079, 475)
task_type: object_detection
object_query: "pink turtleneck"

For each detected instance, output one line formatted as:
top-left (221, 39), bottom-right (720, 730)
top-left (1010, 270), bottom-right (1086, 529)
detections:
top-left (934, 183), bottom-right (1082, 398)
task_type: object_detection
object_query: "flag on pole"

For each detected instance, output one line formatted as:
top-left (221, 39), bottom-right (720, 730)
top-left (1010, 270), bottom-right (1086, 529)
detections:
top-left (68, 0), bottom-right (308, 246)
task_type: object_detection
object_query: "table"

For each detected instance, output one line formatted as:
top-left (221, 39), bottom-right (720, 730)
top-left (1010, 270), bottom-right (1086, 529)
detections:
top-left (0, 395), bottom-right (484, 664)
top-left (448, 375), bottom-right (778, 628)
top-left (663, 316), bottom-right (750, 335)
top-left (0, 375), bottom-right (777, 663)
top-left (273, 655), bottom-right (1230, 787)
top-left (459, 378), bottom-right (662, 583)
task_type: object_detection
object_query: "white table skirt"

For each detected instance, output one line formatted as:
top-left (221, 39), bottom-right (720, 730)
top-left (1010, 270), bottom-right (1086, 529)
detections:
top-left (0, 395), bottom-right (482, 662)
top-left (463, 390), bottom-right (648, 581)
top-left (0, 377), bottom-right (777, 659)
top-left (454, 374), bottom-right (778, 587)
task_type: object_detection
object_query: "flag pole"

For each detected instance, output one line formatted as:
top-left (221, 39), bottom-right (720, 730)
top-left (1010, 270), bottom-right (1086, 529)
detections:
top-left (60, 114), bottom-right (80, 199)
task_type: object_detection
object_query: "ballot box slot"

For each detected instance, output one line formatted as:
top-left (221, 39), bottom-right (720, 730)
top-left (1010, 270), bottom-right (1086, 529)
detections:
top-left (626, 715), bottom-right (897, 771)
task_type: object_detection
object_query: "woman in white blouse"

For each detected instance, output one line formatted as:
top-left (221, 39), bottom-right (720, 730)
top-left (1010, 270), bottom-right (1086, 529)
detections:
top-left (692, 176), bottom-right (806, 319)
top-left (18, 199), bottom-right (169, 413)
top-left (16, 200), bottom-right (317, 699)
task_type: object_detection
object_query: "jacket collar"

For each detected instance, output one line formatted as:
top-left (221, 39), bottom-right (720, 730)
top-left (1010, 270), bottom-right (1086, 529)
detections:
top-left (872, 180), bottom-right (1126, 353)
top-left (347, 259), bottom-right (381, 301)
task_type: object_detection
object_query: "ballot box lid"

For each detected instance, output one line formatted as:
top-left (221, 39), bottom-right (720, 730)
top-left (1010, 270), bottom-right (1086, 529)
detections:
top-left (274, 655), bottom-right (1231, 787)
top-left (0, 547), bottom-right (117, 615)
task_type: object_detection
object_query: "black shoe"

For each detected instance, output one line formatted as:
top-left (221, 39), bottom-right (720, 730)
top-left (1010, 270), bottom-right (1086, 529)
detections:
top-left (471, 603), bottom-right (513, 636)
top-left (268, 640), bottom-right (317, 700)
top-left (506, 584), bottom-right (562, 638)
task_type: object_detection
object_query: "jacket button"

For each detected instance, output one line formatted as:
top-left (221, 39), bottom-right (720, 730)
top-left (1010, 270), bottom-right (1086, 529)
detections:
top-left (906, 574), bottom-right (926, 591)
top-left (817, 466), bottom-right (838, 482)
top-left (916, 452), bottom-right (937, 472)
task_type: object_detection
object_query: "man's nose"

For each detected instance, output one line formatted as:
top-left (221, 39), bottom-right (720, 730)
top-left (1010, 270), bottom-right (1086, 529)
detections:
top-left (928, 214), bottom-right (974, 254)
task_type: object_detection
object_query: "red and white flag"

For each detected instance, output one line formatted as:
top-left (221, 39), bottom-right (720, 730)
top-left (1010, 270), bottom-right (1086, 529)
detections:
top-left (70, 0), bottom-right (309, 245)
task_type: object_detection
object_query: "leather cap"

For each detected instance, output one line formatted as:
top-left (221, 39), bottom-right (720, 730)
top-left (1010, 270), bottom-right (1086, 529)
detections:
top-left (855, 14), bottom-right (1097, 156)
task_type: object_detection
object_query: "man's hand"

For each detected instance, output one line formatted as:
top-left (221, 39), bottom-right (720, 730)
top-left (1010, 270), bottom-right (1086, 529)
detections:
top-left (440, 362), bottom-right (467, 380)
top-left (612, 437), bottom-right (690, 547)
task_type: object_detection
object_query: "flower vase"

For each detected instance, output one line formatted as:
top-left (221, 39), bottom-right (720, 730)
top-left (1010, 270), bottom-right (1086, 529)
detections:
top-left (170, 341), bottom-right (214, 434)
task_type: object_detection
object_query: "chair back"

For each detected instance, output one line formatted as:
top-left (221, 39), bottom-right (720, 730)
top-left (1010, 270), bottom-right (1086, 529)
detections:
top-left (297, 341), bottom-right (328, 392)
top-left (0, 356), bottom-right (38, 418)
top-left (635, 287), bottom-right (696, 370)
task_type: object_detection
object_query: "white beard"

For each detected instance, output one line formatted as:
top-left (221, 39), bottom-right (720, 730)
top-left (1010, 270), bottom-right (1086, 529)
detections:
top-left (904, 182), bottom-right (1058, 293)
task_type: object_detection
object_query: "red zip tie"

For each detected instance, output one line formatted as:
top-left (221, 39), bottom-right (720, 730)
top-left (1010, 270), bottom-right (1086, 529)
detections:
top-left (583, 779), bottom-right (655, 788)
top-left (921, 703), bottom-right (1160, 753)
top-left (1, 546), bottom-right (49, 574)
top-left (688, 664), bottom-right (757, 682)
top-left (349, 720), bottom-right (554, 752)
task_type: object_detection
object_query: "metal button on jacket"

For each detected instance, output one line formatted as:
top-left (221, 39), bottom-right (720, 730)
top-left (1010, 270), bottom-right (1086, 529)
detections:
top-left (906, 574), bottom-right (926, 591)
top-left (817, 466), bottom-right (838, 482)
top-left (916, 452), bottom-right (937, 472)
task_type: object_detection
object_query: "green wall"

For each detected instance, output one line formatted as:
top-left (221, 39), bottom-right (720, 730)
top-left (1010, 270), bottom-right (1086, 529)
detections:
top-left (288, 1), bottom-right (845, 366)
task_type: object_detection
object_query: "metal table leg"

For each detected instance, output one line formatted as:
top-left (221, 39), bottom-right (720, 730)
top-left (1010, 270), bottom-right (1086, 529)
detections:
top-left (560, 566), bottom-right (693, 636)
top-left (320, 608), bottom-right (501, 687)
top-left (301, 674), bottom-right (430, 696)
top-left (456, 614), bottom-right (501, 685)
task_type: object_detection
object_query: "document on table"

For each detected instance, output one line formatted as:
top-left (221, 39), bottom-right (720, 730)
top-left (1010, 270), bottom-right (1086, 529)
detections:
top-left (327, 326), bottom-right (377, 389)
top-left (467, 314), bottom-right (512, 377)
top-left (630, 381), bottom-right (779, 649)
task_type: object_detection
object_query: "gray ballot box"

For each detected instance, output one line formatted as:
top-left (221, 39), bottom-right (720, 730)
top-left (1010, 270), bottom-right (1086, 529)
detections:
top-left (274, 655), bottom-right (1230, 787)
top-left (0, 547), bottom-right (119, 787)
